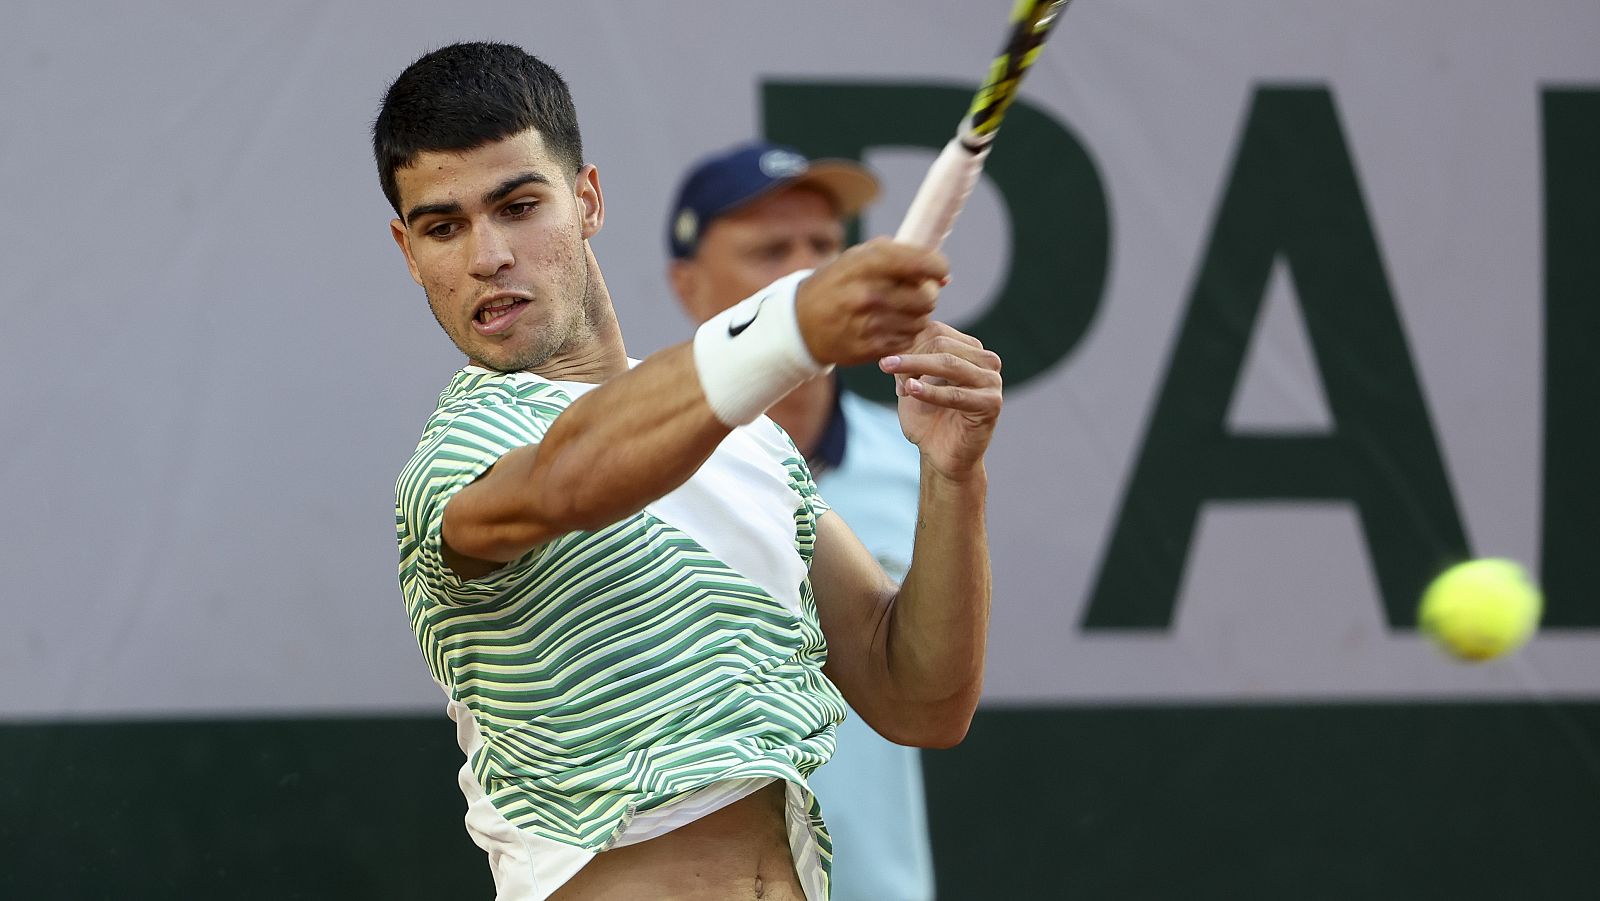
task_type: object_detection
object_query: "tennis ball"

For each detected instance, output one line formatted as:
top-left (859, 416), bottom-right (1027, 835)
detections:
top-left (1418, 558), bottom-right (1542, 662)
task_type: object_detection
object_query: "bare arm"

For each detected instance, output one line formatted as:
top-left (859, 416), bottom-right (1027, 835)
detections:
top-left (810, 471), bottom-right (990, 748)
top-left (441, 239), bottom-right (950, 580)
top-left (440, 345), bottom-right (721, 579)
top-left (810, 322), bottom-right (1003, 747)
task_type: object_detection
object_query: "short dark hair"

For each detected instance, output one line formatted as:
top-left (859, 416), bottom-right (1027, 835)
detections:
top-left (373, 42), bottom-right (585, 216)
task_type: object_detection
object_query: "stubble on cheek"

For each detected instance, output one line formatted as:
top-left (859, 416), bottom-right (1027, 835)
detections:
top-left (421, 223), bottom-right (596, 372)
top-left (422, 283), bottom-right (468, 352)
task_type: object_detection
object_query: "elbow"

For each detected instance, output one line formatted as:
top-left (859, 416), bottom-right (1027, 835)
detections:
top-left (911, 716), bottom-right (974, 750)
top-left (879, 714), bottom-right (973, 750)
top-left (921, 699), bottom-right (980, 748)
top-left (877, 692), bottom-right (981, 749)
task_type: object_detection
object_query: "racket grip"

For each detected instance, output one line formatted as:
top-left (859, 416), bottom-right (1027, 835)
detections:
top-left (894, 136), bottom-right (991, 251)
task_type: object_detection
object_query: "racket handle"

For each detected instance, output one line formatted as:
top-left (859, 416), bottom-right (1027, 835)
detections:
top-left (894, 136), bottom-right (992, 251)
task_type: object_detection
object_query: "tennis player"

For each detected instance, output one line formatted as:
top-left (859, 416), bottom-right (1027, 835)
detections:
top-left (379, 42), bottom-right (1001, 901)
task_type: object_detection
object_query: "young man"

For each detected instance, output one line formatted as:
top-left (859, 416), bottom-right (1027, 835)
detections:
top-left (668, 142), bottom-right (936, 901)
top-left (378, 42), bottom-right (1001, 901)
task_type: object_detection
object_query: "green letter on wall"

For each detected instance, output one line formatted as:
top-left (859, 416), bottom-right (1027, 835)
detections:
top-left (763, 81), bottom-right (1109, 399)
top-left (1542, 88), bottom-right (1600, 627)
top-left (1083, 87), bottom-right (1468, 630)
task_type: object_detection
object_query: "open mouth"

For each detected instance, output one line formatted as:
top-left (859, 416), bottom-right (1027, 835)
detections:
top-left (474, 297), bottom-right (531, 334)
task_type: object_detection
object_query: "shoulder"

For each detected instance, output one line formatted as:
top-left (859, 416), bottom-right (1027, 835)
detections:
top-left (741, 413), bottom-right (806, 464)
top-left (399, 370), bottom-right (572, 487)
top-left (419, 370), bottom-right (573, 442)
top-left (434, 368), bottom-right (572, 420)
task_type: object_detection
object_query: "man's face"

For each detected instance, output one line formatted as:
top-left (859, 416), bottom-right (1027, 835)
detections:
top-left (390, 128), bottom-right (604, 372)
top-left (672, 185), bottom-right (846, 323)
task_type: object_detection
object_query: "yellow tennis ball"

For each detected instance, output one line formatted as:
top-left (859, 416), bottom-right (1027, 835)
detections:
top-left (1418, 558), bottom-right (1543, 661)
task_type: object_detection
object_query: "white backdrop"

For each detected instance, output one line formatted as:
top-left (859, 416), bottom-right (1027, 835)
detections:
top-left (3, 1), bottom-right (1597, 718)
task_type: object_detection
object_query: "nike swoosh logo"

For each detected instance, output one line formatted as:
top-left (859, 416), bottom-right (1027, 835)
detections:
top-left (727, 298), bottom-right (766, 337)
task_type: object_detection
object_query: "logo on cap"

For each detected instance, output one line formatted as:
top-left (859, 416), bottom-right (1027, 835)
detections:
top-left (758, 149), bottom-right (808, 179)
top-left (673, 208), bottom-right (699, 252)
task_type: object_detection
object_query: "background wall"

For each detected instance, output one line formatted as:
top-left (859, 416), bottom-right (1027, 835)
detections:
top-left (3, 1), bottom-right (1597, 897)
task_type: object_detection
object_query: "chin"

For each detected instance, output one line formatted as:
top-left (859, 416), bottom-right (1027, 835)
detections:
top-left (450, 332), bottom-right (525, 372)
top-left (484, 343), bottom-right (556, 373)
top-left (474, 352), bottom-right (528, 373)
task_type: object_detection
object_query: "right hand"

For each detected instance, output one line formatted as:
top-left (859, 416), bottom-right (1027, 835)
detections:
top-left (793, 237), bottom-right (950, 367)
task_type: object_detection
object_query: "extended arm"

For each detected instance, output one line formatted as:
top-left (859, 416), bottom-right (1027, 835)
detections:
top-left (439, 345), bottom-right (720, 579)
top-left (441, 240), bottom-right (950, 580)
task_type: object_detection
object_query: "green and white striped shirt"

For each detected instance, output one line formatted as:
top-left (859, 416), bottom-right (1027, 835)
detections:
top-left (396, 367), bottom-right (846, 866)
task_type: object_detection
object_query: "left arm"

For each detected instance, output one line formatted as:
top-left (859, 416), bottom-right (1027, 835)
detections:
top-left (810, 322), bottom-right (1002, 748)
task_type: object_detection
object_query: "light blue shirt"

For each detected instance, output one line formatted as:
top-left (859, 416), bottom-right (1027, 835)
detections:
top-left (808, 389), bottom-right (935, 901)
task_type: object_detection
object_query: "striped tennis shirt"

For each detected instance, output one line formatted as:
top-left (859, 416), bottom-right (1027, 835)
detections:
top-left (395, 366), bottom-right (846, 894)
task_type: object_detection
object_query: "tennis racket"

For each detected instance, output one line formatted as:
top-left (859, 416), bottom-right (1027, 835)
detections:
top-left (895, 0), bottom-right (1073, 250)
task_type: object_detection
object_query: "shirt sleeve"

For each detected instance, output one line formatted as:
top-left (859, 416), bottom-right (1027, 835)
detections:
top-left (804, 478), bottom-right (831, 520)
top-left (396, 398), bottom-right (556, 607)
top-left (756, 417), bottom-right (832, 569)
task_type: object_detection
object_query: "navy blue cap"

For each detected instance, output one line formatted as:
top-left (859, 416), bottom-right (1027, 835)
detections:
top-left (667, 141), bottom-right (880, 259)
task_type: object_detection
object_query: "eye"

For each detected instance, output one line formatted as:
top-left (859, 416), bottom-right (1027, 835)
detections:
top-left (424, 221), bottom-right (460, 240)
top-left (503, 200), bottom-right (537, 218)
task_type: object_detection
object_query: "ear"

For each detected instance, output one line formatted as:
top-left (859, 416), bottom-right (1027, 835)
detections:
top-left (390, 218), bottom-right (424, 287)
top-left (575, 164), bottom-right (605, 239)
top-left (669, 259), bottom-right (714, 324)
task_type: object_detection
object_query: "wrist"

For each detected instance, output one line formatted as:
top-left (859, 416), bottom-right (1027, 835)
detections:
top-left (921, 457), bottom-right (988, 489)
top-left (693, 269), bottom-right (833, 427)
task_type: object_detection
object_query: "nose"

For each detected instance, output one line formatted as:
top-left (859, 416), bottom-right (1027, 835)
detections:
top-left (468, 223), bottom-right (514, 277)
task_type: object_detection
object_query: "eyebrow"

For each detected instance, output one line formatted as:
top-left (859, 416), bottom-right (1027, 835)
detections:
top-left (403, 171), bottom-right (555, 226)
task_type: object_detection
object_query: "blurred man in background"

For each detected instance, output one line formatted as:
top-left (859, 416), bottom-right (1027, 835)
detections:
top-left (667, 141), bottom-right (936, 901)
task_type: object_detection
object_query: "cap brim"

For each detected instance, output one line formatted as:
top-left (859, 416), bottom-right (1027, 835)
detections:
top-left (785, 160), bottom-right (880, 219)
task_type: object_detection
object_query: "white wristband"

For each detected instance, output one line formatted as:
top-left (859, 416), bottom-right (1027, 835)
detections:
top-left (693, 269), bottom-right (833, 427)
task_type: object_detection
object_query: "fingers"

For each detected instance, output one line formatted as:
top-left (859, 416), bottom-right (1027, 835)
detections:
top-left (814, 237), bottom-right (949, 297)
top-left (897, 320), bottom-right (991, 356)
top-left (879, 328), bottom-right (1003, 411)
top-left (842, 239), bottom-right (945, 326)
top-left (847, 236), bottom-right (951, 286)
top-left (791, 238), bottom-right (957, 366)
top-left (882, 325), bottom-right (1001, 374)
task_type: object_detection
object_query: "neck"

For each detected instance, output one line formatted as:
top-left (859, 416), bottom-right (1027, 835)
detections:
top-left (528, 244), bottom-right (629, 383)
